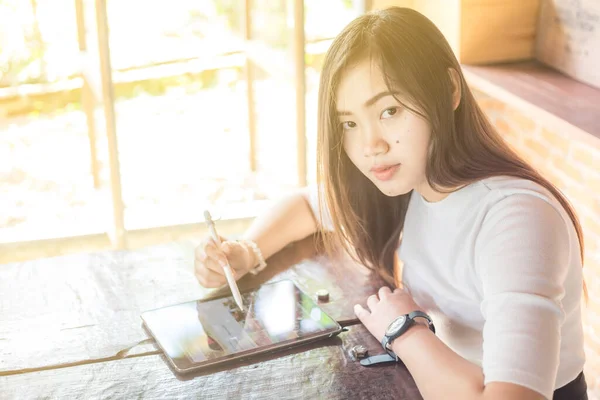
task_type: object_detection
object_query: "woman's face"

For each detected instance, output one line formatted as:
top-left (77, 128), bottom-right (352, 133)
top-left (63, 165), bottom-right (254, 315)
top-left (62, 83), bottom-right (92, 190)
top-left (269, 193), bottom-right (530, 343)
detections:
top-left (336, 60), bottom-right (434, 198)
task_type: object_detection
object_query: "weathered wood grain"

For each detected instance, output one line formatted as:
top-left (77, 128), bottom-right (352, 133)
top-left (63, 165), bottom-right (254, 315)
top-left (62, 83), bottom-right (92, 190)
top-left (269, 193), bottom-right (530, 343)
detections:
top-left (0, 324), bottom-right (421, 400)
top-left (0, 236), bottom-right (386, 374)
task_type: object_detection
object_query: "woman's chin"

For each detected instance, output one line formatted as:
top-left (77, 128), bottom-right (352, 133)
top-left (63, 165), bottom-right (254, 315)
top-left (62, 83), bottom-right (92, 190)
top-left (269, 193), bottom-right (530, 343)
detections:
top-left (373, 180), bottom-right (412, 197)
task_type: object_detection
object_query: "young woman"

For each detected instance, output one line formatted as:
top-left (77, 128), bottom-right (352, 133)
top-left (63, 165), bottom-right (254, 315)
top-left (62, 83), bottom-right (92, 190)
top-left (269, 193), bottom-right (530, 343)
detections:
top-left (194, 7), bottom-right (588, 400)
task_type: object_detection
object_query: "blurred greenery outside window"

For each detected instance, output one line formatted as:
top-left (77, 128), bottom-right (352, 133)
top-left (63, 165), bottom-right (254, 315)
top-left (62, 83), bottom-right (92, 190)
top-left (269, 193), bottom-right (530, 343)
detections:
top-left (0, 0), bottom-right (359, 248)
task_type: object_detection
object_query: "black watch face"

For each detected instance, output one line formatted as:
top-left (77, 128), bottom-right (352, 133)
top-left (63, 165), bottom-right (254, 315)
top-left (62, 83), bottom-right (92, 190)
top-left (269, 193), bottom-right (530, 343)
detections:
top-left (385, 315), bottom-right (406, 336)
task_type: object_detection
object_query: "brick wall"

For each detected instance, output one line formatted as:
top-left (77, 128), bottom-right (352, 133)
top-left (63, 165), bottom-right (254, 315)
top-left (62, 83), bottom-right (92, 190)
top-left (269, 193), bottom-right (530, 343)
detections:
top-left (474, 89), bottom-right (600, 398)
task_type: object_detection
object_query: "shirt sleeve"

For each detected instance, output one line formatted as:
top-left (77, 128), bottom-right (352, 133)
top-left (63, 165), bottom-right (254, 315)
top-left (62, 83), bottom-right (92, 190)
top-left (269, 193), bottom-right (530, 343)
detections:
top-left (301, 184), bottom-right (334, 231)
top-left (475, 193), bottom-right (571, 400)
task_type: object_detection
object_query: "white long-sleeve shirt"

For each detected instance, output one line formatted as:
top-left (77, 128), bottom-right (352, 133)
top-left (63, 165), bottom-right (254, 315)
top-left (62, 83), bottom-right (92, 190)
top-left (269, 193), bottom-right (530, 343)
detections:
top-left (308, 176), bottom-right (586, 399)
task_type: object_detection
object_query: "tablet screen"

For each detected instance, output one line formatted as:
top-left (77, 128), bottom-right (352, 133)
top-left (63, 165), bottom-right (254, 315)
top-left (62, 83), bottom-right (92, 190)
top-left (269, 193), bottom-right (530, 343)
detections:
top-left (142, 280), bottom-right (340, 371)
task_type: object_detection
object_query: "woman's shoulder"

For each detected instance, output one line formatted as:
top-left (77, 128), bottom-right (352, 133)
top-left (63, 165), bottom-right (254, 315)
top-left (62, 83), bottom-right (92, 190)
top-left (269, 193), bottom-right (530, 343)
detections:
top-left (463, 175), bottom-right (575, 234)
top-left (474, 175), bottom-right (571, 233)
top-left (474, 175), bottom-right (559, 208)
top-left (477, 175), bottom-right (550, 196)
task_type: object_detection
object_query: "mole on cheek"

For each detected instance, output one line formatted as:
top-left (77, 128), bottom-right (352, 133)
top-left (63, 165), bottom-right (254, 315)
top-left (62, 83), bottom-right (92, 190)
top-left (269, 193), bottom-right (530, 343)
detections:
top-left (396, 140), bottom-right (399, 144)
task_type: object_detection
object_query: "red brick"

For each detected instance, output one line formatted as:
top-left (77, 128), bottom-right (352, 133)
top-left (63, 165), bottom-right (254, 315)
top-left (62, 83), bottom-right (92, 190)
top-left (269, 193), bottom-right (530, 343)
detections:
top-left (505, 108), bottom-right (537, 133)
top-left (543, 169), bottom-right (569, 190)
top-left (540, 128), bottom-right (571, 153)
top-left (585, 262), bottom-right (600, 284)
top-left (495, 118), bottom-right (516, 139)
top-left (477, 97), bottom-right (506, 113)
top-left (517, 149), bottom-right (544, 170)
top-left (585, 322), bottom-right (600, 354)
top-left (564, 185), bottom-right (599, 215)
top-left (582, 217), bottom-right (600, 245)
top-left (535, 163), bottom-right (561, 184)
top-left (582, 264), bottom-right (598, 283)
top-left (504, 137), bottom-right (521, 150)
top-left (523, 138), bottom-right (551, 159)
top-left (550, 154), bottom-right (584, 181)
top-left (586, 236), bottom-right (599, 255)
top-left (588, 175), bottom-right (600, 197)
top-left (571, 143), bottom-right (600, 171)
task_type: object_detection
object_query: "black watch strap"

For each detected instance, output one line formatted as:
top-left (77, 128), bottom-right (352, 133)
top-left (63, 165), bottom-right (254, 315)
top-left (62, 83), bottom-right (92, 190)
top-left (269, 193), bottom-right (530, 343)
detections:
top-left (382, 334), bottom-right (401, 361)
top-left (362, 311), bottom-right (435, 367)
top-left (359, 353), bottom-right (397, 366)
top-left (408, 310), bottom-right (435, 334)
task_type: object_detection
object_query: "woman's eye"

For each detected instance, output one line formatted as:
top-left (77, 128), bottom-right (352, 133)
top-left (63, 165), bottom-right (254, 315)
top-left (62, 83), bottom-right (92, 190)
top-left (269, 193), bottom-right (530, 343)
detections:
top-left (341, 121), bottom-right (356, 130)
top-left (381, 107), bottom-right (399, 119)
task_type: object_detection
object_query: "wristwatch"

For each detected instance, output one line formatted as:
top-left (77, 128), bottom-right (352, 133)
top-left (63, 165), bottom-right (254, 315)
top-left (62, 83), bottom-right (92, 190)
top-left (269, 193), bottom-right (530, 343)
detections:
top-left (381, 311), bottom-right (435, 361)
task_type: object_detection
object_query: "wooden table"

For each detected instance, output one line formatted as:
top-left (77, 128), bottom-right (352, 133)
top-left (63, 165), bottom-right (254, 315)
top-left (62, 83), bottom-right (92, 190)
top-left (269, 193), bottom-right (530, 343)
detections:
top-left (0, 236), bottom-right (422, 399)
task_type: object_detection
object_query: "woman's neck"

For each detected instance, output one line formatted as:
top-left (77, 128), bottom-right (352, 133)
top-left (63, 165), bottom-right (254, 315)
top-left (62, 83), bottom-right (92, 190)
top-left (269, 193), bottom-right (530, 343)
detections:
top-left (415, 181), bottom-right (452, 203)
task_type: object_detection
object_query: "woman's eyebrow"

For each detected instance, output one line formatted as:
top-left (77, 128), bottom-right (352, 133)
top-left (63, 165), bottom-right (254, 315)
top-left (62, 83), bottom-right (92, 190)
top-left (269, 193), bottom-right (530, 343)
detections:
top-left (364, 91), bottom-right (397, 107)
top-left (336, 91), bottom-right (399, 116)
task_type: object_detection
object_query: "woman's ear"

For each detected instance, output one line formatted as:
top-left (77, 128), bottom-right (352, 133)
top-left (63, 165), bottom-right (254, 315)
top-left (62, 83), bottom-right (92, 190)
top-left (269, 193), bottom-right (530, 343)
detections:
top-left (448, 68), bottom-right (462, 110)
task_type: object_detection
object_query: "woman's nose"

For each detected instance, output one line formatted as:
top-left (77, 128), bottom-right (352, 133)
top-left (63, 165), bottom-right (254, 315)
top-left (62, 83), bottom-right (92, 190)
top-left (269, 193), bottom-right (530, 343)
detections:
top-left (363, 124), bottom-right (389, 157)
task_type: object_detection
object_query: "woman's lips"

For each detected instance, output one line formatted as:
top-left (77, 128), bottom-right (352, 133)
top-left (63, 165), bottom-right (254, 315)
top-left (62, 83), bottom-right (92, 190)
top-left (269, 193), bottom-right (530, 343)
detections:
top-left (370, 164), bottom-right (401, 181)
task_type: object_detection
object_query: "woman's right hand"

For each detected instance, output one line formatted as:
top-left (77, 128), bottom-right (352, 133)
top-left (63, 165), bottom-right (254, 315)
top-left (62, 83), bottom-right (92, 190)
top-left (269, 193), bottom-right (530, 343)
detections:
top-left (194, 237), bottom-right (255, 288)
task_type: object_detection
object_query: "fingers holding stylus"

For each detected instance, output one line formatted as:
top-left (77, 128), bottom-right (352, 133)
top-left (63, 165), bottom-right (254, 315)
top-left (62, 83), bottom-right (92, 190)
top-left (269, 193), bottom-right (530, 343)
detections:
top-left (194, 239), bottom-right (228, 289)
top-left (202, 238), bottom-right (229, 273)
top-left (194, 236), bottom-right (254, 288)
top-left (194, 263), bottom-right (225, 288)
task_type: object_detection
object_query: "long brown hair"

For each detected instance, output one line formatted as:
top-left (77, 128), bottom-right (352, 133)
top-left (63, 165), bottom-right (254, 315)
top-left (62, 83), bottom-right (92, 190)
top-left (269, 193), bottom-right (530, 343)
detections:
top-left (316, 7), bottom-right (586, 289)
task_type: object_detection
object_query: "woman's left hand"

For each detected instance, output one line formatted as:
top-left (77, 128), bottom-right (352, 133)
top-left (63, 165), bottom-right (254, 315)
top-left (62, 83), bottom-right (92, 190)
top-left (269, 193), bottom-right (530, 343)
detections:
top-left (354, 286), bottom-right (423, 342)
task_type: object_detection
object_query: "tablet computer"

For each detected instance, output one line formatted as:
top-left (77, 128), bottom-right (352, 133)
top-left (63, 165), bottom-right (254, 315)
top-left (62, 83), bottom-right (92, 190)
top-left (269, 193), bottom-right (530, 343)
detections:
top-left (141, 279), bottom-right (343, 374)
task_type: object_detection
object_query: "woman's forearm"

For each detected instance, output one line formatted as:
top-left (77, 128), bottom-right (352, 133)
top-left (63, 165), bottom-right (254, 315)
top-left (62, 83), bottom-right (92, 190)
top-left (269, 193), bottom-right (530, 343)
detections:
top-left (391, 326), bottom-right (486, 400)
top-left (241, 191), bottom-right (319, 263)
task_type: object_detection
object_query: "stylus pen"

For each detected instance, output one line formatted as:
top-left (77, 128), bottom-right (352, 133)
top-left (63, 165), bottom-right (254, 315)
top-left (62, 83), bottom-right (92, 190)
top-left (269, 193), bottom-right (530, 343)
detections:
top-left (203, 210), bottom-right (245, 311)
